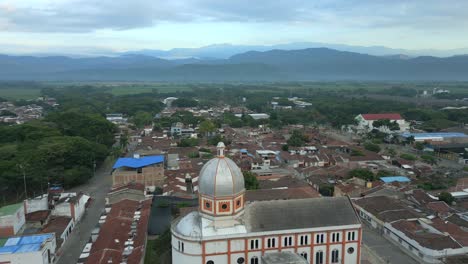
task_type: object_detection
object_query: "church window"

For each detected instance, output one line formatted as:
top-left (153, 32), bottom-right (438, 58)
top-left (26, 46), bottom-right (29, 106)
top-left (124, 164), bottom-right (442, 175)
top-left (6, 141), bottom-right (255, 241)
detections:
top-left (300, 252), bottom-right (308, 260)
top-left (300, 235), bottom-right (308, 245)
top-left (284, 236), bottom-right (293, 247)
top-left (237, 257), bottom-right (245, 264)
top-left (250, 239), bottom-right (259, 250)
top-left (206, 261), bottom-right (214, 264)
top-left (315, 251), bottom-right (324, 264)
top-left (348, 247), bottom-right (355, 254)
top-left (316, 233), bottom-right (324, 244)
top-left (250, 257), bottom-right (259, 264)
top-left (331, 249), bottom-right (339, 263)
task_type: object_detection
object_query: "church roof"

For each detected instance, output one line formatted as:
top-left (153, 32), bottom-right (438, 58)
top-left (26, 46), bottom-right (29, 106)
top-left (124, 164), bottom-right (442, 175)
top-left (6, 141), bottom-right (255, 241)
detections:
top-left (244, 197), bottom-right (360, 232)
top-left (198, 142), bottom-right (245, 197)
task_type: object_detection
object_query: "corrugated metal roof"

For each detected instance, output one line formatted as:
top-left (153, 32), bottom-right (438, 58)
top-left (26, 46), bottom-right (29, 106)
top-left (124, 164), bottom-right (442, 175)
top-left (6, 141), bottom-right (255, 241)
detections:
top-left (380, 176), bottom-right (411, 183)
top-left (112, 155), bottom-right (164, 169)
top-left (400, 132), bottom-right (467, 139)
top-left (0, 233), bottom-right (54, 254)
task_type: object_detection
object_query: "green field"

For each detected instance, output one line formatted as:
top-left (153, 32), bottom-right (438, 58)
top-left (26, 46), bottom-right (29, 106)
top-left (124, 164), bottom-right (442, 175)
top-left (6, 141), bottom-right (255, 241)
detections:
top-left (0, 88), bottom-right (42, 100)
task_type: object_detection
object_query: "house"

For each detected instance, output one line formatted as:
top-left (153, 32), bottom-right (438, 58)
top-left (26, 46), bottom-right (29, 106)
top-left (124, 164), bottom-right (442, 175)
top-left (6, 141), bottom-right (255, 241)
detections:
top-left (107, 182), bottom-right (147, 204)
top-left (170, 122), bottom-right (195, 137)
top-left (84, 199), bottom-right (152, 264)
top-left (0, 233), bottom-right (56, 264)
top-left (385, 218), bottom-right (468, 263)
top-left (52, 193), bottom-right (90, 223)
top-left (0, 203), bottom-right (26, 237)
top-left (112, 154), bottom-right (165, 191)
top-left (355, 113), bottom-right (409, 133)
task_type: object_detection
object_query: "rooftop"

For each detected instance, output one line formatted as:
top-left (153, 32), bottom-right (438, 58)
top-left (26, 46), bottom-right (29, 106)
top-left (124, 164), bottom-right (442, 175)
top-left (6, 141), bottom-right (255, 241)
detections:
top-left (244, 197), bottom-right (360, 232)
top-left (0, 203), bottom-right (23, 217)
top-left (0, 233), bottom-right (54, 254)
top-left (400, 132), bottom-right (467, 139)
top-left (361, 113), bottom-right (403, 120)
top-left (112, 155), bottom-right (164, 169)
top-left (380, 176), bottom-right (411, 183)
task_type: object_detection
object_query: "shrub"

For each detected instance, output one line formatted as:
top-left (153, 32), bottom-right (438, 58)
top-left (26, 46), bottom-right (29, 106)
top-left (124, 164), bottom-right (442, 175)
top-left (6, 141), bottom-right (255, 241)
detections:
top-left (364, 142), bottom-right (381, 153)
top-left (400, 153), bottom-right (417, 161)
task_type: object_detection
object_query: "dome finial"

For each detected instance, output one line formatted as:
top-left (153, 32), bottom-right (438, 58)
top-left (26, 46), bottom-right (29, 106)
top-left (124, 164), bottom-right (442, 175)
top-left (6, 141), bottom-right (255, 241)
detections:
top-left (217, 142), bottom-right (225, 157)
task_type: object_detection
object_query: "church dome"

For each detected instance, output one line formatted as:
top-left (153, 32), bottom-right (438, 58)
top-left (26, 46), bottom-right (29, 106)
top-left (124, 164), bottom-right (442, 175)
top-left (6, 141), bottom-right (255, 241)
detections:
top-left (198, 142), bottom-right (245, 197)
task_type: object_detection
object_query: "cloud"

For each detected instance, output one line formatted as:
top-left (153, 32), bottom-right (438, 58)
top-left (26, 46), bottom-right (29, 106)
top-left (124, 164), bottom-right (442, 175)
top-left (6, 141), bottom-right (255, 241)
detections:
top-left (0, 0), bottom-right (467, 33)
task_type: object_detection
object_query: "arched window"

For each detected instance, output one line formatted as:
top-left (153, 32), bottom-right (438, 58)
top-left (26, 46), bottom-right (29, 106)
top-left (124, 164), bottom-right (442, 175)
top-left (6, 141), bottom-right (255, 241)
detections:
top-left (315, 251), bottom-right (324, 264)
top-left (206, 261), bottom-right (214, 264)
top-left (300, 252), bottom-right (308, 260)
top-left (332, 249), bottom-right (339, 263)
top-left (250, 256), bottom-right (259, 264)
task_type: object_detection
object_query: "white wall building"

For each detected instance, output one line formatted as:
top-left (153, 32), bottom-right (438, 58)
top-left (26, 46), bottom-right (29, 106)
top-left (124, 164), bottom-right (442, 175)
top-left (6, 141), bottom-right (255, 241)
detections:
top-left (52, 193), bottom-right (90, 223)
top-left (0, 233), bottom-right (56, 264)
top-left (171, 143), bottom-right (362, 264)
top-left (0, 203), bottom-right (26, 237)
top-left (355, 113), bottom-right (409, 133)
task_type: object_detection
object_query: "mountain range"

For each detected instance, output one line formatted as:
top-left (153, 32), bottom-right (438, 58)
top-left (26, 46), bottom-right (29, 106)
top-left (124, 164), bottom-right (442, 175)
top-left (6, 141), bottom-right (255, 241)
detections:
top-left (1, 48), bottom-right (468, 81)
top-left (121, 42), bottom-right (468, 59)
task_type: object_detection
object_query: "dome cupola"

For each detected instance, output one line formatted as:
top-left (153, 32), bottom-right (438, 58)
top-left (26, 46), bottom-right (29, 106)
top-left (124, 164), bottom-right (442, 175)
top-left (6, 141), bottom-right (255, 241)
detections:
top-left (198, 142), bottom-right (246, 218)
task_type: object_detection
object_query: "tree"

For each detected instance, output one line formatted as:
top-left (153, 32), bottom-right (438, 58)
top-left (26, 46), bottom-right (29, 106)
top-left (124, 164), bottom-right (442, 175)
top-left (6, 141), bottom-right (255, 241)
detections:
top-left (414, 142), bottom-right (425, 151)
top-left (132, 111), bottom-right (153, 128)
top-left (400, 153), bottom-right (417, 161)
top-left (438, 192), bottom-right (455, 205)
top-left (172, 98), bottom-right (198, 108)
top-left (199, 120), bottom-right (216, 134)
top-left (348, 169), bottom-right (375, 181)
top-left (287, 130), bottom-right (308, 147)
top-left (281, 144), bottom-right (289, 151)
top-left (243, 171), bottom-right (259, 190)
top-left (364, 142), bottom-right (381, 153)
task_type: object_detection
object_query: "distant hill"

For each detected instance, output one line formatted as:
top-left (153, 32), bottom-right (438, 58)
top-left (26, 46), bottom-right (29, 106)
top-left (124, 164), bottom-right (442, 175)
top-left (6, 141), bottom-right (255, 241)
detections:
top-left (1, 48), bottom-right (468, 81)
top-left (121, 42), bottom-right (468, 59)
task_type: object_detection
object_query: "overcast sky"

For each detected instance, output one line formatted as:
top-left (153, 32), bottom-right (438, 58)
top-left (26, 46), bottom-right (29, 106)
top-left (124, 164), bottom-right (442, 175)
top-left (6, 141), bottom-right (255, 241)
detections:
top-left (1, 0), bottom-right (468, 54)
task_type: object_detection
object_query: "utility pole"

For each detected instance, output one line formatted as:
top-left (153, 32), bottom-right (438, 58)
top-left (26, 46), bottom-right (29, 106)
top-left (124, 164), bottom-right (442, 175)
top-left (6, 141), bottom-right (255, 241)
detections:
top-left (18, 164), bottom-right (27, 199)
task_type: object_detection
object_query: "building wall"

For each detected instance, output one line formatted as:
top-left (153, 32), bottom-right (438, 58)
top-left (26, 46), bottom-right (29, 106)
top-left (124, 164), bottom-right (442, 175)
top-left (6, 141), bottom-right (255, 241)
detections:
top-left (173, 227), bottom-right (361, 264)
top-left (24, 196), bottom-right (48, 214)
top-left (0, 207), bottom-right (25, 237)
top-left (0, 236), bottom-right (56, 264)
top-left (384, 223), bottom-right (468, 264)
top-left (112, 164), bottom-right (164, 189)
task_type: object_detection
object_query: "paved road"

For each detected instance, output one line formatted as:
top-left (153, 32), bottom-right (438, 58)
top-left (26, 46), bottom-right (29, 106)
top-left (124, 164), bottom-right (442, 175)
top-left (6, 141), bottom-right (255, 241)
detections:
top-left (362, 225), bottom-right (418, 264)
top-left (56, 157), bottom-right (114, 264)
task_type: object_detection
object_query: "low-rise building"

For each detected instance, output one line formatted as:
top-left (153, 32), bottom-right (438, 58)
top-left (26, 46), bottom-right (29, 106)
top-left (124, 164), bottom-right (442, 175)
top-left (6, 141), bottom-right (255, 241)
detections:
top-left (355, 113), bottom-right (409, 133)
top-left (0, 233), bottom-right (56, 264)
top-left (0, 203), bottom-right (26, 237)
top-left (112, 154), bottom-right (165, 191)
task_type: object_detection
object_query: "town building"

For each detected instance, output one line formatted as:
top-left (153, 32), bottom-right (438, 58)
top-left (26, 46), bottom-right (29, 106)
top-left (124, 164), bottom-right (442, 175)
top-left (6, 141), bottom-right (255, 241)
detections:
top-left (171, 143), bottom-right (362, 264)
top-left (112, 154), bottom-right (165, 191)
top-left (0, 203), bottom-right (26, 237)
top-left (0, 233), bottom-right (56, 264)
top-left (355, 113), bottom-right (409, 133)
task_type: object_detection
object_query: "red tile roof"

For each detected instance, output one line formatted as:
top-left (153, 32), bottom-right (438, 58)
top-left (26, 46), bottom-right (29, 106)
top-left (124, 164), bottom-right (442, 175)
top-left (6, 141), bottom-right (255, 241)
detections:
top-left (86, 199), bottom-right (152, 264)
top-left (361, 113), bottom-right (403, 120)
top-left (26, 210), bottom-right (50, 222)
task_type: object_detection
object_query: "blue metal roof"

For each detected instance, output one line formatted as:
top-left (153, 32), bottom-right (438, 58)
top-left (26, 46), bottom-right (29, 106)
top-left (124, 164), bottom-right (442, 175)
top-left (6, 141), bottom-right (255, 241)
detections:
top-left (380, 176), bottom-right (411, 183)
top-left (113, 155), bottom-right (164, 169)
top-left (0, 234), bottom-right (54, 254)
top-left (400, 132), bottom-right (467, 139)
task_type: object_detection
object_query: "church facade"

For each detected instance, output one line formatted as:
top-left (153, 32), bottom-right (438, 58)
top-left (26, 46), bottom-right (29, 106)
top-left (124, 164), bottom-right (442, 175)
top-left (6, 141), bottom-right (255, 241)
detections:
top-left (171, 143), bottom-right (362, 264)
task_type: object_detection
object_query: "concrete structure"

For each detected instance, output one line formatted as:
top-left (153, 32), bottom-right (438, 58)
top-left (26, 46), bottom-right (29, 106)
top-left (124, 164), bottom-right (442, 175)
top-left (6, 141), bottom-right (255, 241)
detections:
top-left (355, 113), bottom-right (409, 133)
top-left (262, 251), bottom-right (309, 264)
top-left (171, 122), bottom-right (196, 137)
top-left (112, 154), bottom-right (165, 191)
top-left (0, 233), bottom-right (56, 264)
top-left (52, 193), bottom-right (90, 223)
top-left (0, 203), bottom-right (26, 238)
top-left (171, 142), bottom-right (362, 264)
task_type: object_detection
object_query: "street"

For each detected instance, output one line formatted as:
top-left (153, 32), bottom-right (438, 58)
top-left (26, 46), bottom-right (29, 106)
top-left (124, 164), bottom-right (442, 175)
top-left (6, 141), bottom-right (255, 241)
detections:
top-left (56, 157), bottom-right (114, 264)
top-left (362, 225), bottom-right (418, 264)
